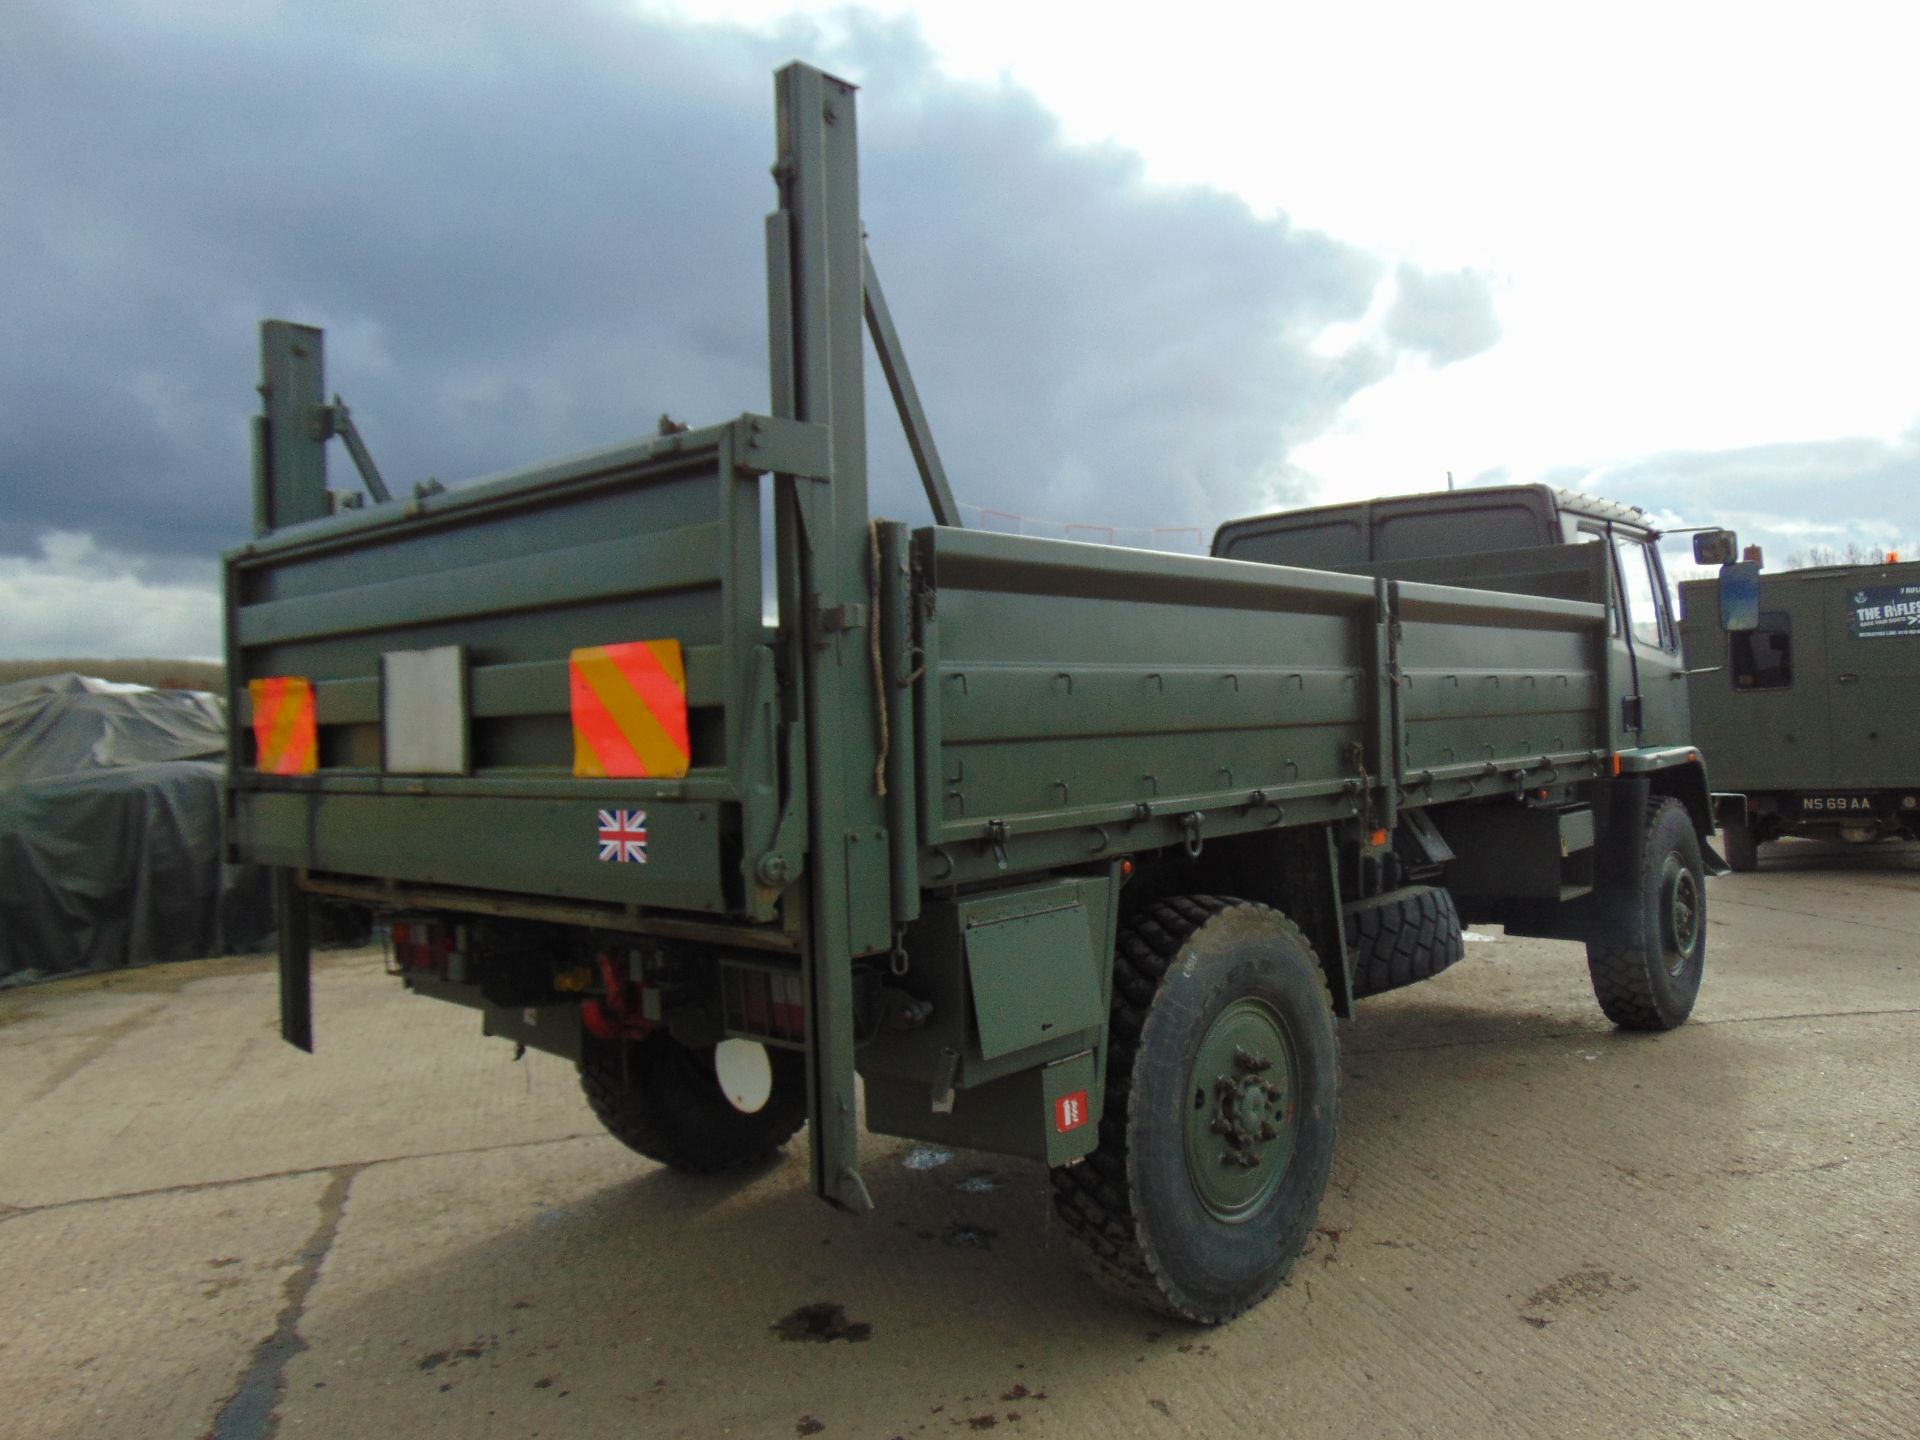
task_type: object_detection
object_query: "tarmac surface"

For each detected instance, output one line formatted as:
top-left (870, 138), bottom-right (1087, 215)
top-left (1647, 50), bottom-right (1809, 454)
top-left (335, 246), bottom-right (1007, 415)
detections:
top-left (3, 837), bottom-right (1917, 1439)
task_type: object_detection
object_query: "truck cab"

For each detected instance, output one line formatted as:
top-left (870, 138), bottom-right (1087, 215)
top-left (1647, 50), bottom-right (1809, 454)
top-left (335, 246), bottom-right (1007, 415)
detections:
top-left (1213, 484), bottom-right (1692, 752)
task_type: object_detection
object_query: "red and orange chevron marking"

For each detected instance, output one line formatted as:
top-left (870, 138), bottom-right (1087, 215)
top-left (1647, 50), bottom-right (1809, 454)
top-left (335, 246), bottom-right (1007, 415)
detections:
top-left (569, 640), bottom-right (691, 779)
top-left (249, 675), bottom-right (318, 775)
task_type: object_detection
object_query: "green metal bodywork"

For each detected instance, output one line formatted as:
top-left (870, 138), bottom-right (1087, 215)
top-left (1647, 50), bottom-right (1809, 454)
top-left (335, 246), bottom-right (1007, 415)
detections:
top-left (1680, 563), bottom-right (1920, 832)
top-left (1215, 482), bottom-right (1696, 756)
top-left (227, 64), bottom-right (1718, 1209)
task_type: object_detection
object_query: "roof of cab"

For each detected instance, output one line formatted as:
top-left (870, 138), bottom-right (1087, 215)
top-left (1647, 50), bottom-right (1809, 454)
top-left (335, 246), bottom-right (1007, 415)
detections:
top-left (1217, 482), bottom-right (1654, 536)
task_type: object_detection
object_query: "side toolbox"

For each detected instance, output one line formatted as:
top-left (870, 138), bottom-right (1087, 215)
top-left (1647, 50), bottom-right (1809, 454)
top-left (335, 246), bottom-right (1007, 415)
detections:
top-left (860, 870), bottom-right (1120, 1165)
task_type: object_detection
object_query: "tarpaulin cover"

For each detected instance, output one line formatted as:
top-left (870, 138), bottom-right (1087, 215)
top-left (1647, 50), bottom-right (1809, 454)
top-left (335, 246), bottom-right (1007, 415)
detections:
top-left (0, 675), bottom-right (274, 983)
top-left (0, 673), bottom-right (226, 783)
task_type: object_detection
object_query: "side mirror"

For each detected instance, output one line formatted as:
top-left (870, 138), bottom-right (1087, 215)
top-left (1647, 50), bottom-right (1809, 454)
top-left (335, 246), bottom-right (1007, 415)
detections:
top-left (1719, 561), bottom-right (1761, 632)
top-left (1693, 529), bottom-right (1738, 566)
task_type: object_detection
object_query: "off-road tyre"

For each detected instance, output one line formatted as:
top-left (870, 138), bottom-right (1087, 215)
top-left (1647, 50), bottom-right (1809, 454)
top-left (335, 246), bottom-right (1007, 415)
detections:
top-left (1586, 799), bottom-right (1707, 1031)
top-left (1344, 885), bottom-right (1465, 998)
top-left (577, 1032), bottom-right (806, 1173)
top-left (1721, 815), bottom-right (1758, 873)
top-left (1049, 896), bottom-right (1340, 1323)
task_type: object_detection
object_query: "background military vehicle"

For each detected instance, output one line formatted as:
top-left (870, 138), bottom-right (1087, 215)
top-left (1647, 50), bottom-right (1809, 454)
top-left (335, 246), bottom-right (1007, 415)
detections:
top-left (226, 63), bottom-right (1745, 1322)
top-left (1680, 560), bottom-right (1920, 869)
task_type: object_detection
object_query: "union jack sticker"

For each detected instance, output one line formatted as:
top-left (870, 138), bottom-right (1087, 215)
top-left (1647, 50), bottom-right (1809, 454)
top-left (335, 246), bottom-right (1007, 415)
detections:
top-left (597, 808), bottom-right (649, 864)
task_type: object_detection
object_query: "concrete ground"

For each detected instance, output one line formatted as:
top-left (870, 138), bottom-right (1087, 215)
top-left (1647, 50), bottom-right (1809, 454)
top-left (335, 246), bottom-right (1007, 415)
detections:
top-left (3, 838), bottom-right (1916, 1440)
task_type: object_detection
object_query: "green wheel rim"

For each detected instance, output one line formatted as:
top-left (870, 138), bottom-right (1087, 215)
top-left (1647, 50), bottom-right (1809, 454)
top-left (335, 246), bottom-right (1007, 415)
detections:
top-left (1182, 996), bottom-right (1301, 1223)
top-left (1661, 856), bottom-right (1701, 973)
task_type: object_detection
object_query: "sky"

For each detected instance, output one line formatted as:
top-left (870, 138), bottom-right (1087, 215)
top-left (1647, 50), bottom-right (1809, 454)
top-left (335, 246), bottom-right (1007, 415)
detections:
top-left (2, 0), bottom-right (1916, 658)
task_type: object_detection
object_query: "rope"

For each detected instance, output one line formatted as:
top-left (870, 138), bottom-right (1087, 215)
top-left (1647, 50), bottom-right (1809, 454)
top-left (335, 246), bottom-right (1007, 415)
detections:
top-left (869, 519), bottom-right (889, 797)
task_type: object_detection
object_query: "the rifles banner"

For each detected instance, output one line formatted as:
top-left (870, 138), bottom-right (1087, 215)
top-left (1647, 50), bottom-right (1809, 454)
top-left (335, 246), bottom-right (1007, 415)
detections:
top-left (1846, 584), bottom-right (1920, 640)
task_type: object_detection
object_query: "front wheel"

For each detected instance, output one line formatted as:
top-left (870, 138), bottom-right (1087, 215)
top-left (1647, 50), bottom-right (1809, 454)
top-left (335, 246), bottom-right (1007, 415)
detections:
top-left (1587, 799), bottom-right (1707, 1030)
top-left (1050, 896), bottom-right (1340, 1322)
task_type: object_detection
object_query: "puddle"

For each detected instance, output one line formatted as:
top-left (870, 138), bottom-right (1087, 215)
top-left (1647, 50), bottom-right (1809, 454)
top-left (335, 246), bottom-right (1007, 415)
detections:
top-left (952, 1170), bottom-right (1005, 1195)
top-left (901, 1145), bottom-right (954, 1171)
top-left (943, 1223), bottom-right (997, 1251)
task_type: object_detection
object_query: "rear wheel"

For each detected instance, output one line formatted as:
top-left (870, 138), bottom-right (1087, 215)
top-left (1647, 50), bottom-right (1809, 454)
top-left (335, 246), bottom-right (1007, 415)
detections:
top-left (1586, 799), bottom-right (1707, 1030)
top-left (1050, 896), bottom-right (1339, 1322)
top-left (1721, 813), bottom-right (1758, 872)
top-left (578, 1032), bottom-right (806, 1173)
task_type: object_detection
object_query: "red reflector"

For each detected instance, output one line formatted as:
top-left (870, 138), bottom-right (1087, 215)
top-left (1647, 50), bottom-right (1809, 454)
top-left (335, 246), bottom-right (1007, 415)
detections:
top-left (772, 972), bottom-right (805, 1040)
top-left (1055, 1090), bottom-right (1090, 1133)
top-left (721, 963), bottom-right (806, 1042)
top-left (741, 973), bottom-right (770, 1032)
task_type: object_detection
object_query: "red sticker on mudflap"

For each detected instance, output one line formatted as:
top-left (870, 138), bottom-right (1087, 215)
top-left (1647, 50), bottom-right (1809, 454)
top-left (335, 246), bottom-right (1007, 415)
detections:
top-left (1054, 1090), bottom-right (1090, 1133)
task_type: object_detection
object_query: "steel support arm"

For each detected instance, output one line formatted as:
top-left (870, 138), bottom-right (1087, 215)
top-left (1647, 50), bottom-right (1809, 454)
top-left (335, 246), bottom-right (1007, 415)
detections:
top-left (863, 245), bottom-right (962, 527)
top-left (324, 398), bottom-right (393, 504)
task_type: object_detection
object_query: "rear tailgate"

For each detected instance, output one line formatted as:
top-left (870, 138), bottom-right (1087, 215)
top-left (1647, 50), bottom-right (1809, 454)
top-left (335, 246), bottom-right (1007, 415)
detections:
top-left (226, 414), bottom-right (824, 923)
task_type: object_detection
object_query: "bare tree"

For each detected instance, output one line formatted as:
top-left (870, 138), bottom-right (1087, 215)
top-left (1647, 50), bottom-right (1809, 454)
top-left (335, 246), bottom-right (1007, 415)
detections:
top-left (1779, 541), bottom-right (1913, 571)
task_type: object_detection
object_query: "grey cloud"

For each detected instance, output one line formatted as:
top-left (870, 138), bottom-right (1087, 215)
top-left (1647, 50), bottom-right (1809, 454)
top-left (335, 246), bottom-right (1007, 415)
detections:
top-left (0, 533), bottom-right (218, 658)
top-left (1562, 428), bottom-right (1920, 563)
top-left (1, 0), bottom-right (1443, 613)
top-left (1380, 264), bottom-right (1502, 367)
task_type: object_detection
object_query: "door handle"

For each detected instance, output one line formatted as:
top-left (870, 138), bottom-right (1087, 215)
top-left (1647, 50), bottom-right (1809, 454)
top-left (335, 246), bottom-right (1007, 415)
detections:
top-left (1837, 673), bottom-right (1861, 684)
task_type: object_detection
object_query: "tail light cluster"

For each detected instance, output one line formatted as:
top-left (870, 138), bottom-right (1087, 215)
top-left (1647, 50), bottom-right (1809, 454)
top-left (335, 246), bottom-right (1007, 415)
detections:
top-left (721, 960), bottom-right (806, 1046)
top-left (387, 919), bottom-right (469, 980)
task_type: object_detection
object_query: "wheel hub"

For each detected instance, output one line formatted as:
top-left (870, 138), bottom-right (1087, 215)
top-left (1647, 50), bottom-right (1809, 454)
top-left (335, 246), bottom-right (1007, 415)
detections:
top-left (1210, 1049), bottom-right (1286, 1168)
top-left (1661, 860), bottom-right (1701, 971)
top-left (1183, 998), bottom-right (1299, 1222)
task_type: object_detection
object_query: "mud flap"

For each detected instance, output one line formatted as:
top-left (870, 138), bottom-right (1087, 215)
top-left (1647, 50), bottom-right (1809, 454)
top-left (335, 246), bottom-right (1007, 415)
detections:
top-left (276, 868), bottom-right (313, 1052)
top-left (1699, 839), bottom-right (1733, 878)
top-left (1589, 775), bottom-right (1652, 946)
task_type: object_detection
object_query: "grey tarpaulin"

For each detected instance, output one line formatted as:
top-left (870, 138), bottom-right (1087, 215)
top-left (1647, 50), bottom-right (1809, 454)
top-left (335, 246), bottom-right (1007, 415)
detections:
top-left (0, 675), bottom-right (275, 983)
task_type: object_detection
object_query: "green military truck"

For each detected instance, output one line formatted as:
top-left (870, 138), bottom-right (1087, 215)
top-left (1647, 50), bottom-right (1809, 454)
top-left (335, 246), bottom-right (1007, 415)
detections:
top-left (226, 63), bottom-right (1745, 1322)
top-left (1680, 561), bottom-right (1920, 869)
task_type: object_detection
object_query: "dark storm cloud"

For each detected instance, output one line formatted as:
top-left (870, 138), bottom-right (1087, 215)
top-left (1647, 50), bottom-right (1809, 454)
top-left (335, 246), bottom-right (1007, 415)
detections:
top-left (0, 0), bottom-right (1494, 611)
top-left (1, 0), bottom-right (787, 564)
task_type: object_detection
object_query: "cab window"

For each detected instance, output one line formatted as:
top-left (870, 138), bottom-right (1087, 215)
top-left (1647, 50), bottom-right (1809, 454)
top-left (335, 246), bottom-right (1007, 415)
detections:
top-left (1611, 533), bottom-right (1672, 650)
top-left (1572, 528), bottom-right (1618, 632)
top-left (1731, 611), bottom-right (1792, 689)
top-left (1221, 519), bottom-right (1365, 568)
top-left (1375, 504), bottom-right (1544, 560)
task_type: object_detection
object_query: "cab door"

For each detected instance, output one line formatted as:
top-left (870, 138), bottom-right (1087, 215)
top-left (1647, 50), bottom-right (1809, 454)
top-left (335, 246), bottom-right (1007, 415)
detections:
top-left (1608, 528), bottom-right (1688, 747)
